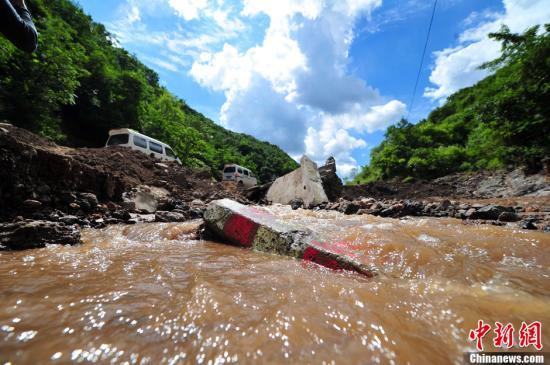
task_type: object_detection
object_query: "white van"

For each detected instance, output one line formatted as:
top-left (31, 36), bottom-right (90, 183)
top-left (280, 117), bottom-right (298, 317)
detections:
top-left (222, 164), bottom-right (257, 187)
top-left (105, 128), bottom-right (181, 164)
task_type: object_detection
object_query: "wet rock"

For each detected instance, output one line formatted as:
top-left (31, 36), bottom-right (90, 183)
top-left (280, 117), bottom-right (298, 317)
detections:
top-left (520, 219), bottom-right (537, 230)
top-left (79, 193), bottom-right (99, 209)
top-left (155, 211), bottom-right (187, 222)
top-left (497, 211), bottom-right (520, 222)
top-left (112, 210), bottom-right (131, 221)
top-left (439, 199), bottom-right (452, 210)
top-left (38, 195), bottom-right (52, 204)
top-left (378, 202), bottom-right (411, 218)
top-left (0, 220), bottom-right (81, 250)
top-left (267, 155), bottom-right (328, 208)
top-left (471, 205), bottom-right (507, 220)
top-left (189, 208), bottom-right (204, 219)
top-left (290, 198), bottom-right (304, 210)
top-left (22, 199), bottom-right (42, 211)
top-left (357, 198), bottom-right (375, 208)
top-left (58, 215), bottom-right (80, 225)
top-left (464, 208), bottom-right (477, 218)
top-left (190, 199), bottom-right (206, 208)
top-left (89, 217), bottom-right (106, 229)
top-left (105, 218), bottom-right (120, 225)
top-left (318, 157), bottom-right (343, 202)
top-left (339, 201), bottom-right (360, 215)
top-left (36, 184), bottom-right (51, 194)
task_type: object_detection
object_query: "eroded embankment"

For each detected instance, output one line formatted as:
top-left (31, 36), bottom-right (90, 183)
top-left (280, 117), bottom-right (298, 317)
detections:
top-left (0, 124), bottom-right (248, 249)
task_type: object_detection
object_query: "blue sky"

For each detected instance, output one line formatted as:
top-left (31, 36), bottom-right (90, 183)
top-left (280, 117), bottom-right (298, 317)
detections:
top-left (75, 0), bottom-right (549, 177)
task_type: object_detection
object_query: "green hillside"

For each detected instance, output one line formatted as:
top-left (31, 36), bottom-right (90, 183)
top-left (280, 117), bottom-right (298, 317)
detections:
top-left (353, 24), bottom-right (549, 184)
top-left (0, 0), bottom-right (298, 183)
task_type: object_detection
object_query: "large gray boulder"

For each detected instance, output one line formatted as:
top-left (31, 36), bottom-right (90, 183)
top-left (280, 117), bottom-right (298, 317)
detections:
top-left (203, 199), bottom-right (374, 276)
top-left (266, 155), bottom-right (328, 208)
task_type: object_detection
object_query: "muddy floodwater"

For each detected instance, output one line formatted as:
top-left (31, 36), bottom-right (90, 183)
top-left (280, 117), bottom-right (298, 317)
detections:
top-left (1, 208), bottom-right (549, 364)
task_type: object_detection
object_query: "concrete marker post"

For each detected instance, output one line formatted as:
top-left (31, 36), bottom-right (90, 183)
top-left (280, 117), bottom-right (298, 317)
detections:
top-left (204, 199), bottom-right (375, 277)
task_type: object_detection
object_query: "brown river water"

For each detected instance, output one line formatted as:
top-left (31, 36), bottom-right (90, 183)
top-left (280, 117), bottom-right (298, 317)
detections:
top-left (1, 207), bottom-right (549, 364)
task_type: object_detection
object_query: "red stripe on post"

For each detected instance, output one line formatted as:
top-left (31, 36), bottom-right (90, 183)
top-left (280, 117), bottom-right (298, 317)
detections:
top-left (223, 214), bottom-right (259, 247)
top-left (303, 247), bottom-right (343, 271)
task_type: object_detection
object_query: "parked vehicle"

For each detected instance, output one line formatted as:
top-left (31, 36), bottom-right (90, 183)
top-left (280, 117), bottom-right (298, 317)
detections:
top-left (222, 164), bottom-right (257, 187)
top-left (105, 128), bottom-right (181, 164)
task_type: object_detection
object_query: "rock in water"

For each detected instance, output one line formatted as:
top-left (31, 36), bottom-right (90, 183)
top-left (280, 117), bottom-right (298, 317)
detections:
top-left (470, 204), bottom-right (507, 220)
top-left (266, 155), bottom-right (328, 208)
top-left (290, 198), bottom-right (304, 210)
top-left (203, 199), bottom-right (374, 276)
top-left (318, 157), bottom-right (343, 202)
top-left (0, 221), bottom-right (81, 250)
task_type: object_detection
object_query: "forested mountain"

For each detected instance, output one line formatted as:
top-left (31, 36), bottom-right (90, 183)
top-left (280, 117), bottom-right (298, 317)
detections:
top-left (0, 0), bottom-right (298, 183)
top-left (353, 25), bottom-right (549, 184)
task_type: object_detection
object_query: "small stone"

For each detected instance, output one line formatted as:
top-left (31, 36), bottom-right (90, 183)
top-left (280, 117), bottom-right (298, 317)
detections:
top-left (38, 195), bottom-right (52, 204)
top-left (155, 162), bottom-right (169, 169)
top-left (290, 199), bottom-right (304, 210)
top-left (22, 199), bottom-right (42, 211)
top-left (339, 201), bottom-right (360, 215)
top-left (112, 210), bottom-right (131, 221)
top-left (155, 211), bottom-right (186, 222)
top-left (106, 202), bottom-right (118, 211)
top-left (68, 203), bottom-right (80, 210)
top-left (79, 193), bottom-right (99, 209)
top-left (189, 208), bottom-right (204, 219)
top-left (439, 200), bottom-right (451, 210)
top-left (59, 215), bottom-right (80, 225)
top-left (190, 199), bottom-right (206, 208)
top-left (36, 184), bottom-right (51, 194)
top-left (520, 219), bottom-right (537, 230)
top-left (498, 212), bottom-right (519, 222)
top-left (464, 208), bottom-right (477, 218)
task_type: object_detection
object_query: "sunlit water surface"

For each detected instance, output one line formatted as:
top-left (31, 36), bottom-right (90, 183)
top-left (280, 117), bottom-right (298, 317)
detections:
top-left (1, 208), bottom-right (549, 364)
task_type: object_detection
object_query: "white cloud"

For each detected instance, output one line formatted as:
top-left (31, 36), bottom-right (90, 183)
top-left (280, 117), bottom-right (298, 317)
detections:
top-left (304, 99), bottom-right (404, 176)
top-left (147, 57), bottom-right (179, 72)
top-left (425, 0), bottom-right (550, 101)
top-left (189, 0), bottom-right (406, 177)
top-left (168, 0), bottom-right (208, 20)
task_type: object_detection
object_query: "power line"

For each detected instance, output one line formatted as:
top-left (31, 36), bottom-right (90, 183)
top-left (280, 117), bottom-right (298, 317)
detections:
top-left (407, 0), bottom-right (438, 120)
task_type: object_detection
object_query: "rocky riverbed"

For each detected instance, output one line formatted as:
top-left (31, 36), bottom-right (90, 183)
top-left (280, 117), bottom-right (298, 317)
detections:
top-left (0, 124), bottom-right (548, 250)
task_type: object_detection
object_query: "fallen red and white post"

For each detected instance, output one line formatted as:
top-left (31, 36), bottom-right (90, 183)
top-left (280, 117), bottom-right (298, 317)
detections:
top-left (204, 199), bottom-right (374, 277)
